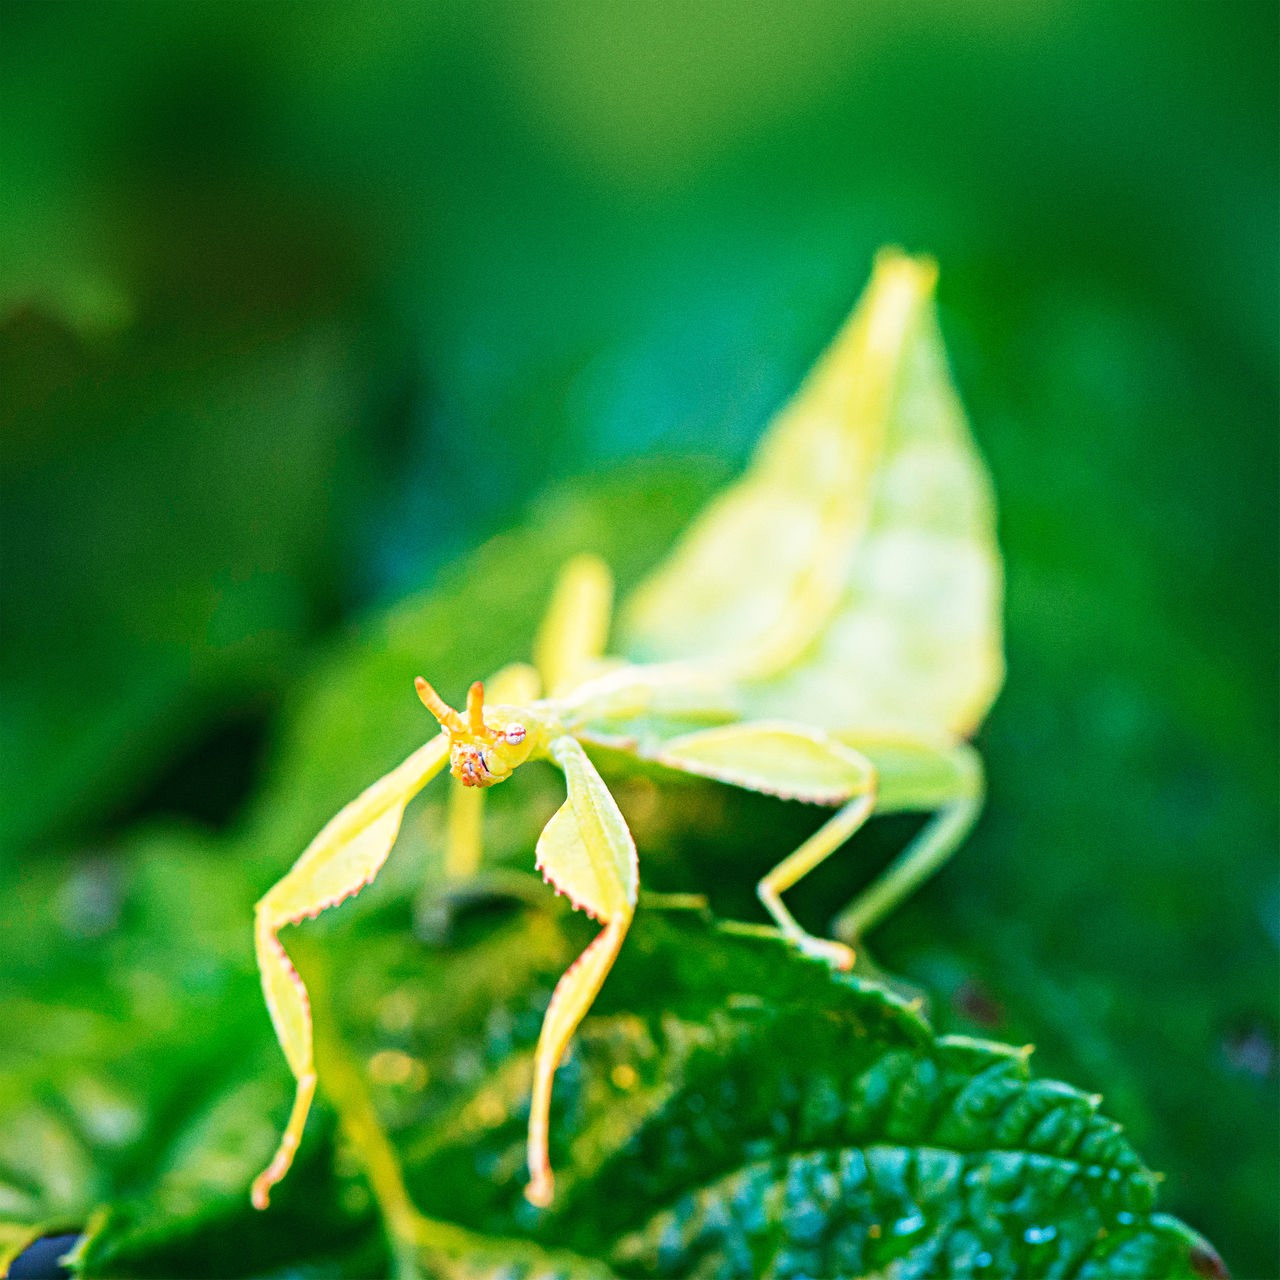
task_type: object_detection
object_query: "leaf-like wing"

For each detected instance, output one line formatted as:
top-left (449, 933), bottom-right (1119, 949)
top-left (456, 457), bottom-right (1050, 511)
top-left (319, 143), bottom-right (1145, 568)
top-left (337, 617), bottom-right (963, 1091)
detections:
top-left (621, 248), bottom-right (1003, 739)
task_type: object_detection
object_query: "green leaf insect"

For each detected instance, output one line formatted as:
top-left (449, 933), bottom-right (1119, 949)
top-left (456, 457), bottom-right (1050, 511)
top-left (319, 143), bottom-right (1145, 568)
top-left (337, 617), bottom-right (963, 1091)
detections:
top-left (250, 247), bottom-right (1004, 1214)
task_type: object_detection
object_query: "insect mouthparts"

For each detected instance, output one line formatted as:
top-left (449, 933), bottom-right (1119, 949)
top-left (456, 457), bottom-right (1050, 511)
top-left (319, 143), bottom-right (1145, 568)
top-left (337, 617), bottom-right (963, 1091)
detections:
top-left (454, 745), bottom-right (490, 786)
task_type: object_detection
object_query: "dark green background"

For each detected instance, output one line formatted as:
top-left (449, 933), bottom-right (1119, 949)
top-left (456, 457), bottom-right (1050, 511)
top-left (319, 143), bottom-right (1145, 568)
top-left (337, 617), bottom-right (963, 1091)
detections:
top-left (1, 3), bottom-right (1276, 1275)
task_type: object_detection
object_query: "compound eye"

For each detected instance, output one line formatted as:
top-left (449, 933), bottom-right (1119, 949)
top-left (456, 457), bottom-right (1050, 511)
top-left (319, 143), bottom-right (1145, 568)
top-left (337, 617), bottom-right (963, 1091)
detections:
top-left (504, 724), bottom-right (526, 745)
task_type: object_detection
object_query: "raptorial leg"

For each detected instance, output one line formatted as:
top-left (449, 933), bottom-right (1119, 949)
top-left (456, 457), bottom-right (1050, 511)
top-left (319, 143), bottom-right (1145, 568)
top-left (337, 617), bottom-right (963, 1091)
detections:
top-left (831, 741), bottom-right (982, 945)
top-left (251, 733), bottom-right (450, 1209)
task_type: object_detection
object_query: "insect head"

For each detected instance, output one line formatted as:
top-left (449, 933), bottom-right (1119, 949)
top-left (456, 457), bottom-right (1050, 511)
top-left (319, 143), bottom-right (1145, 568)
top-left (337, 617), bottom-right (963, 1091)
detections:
top-left (415, 677), bottom-right (532, 787)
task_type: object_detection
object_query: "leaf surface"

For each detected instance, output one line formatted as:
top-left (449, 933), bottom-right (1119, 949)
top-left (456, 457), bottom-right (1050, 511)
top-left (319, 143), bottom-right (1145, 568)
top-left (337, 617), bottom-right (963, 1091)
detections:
top-left (0, 479), bottom-right (1243, 1279)
top-left (0, 833), bottom-right (1223, 1279)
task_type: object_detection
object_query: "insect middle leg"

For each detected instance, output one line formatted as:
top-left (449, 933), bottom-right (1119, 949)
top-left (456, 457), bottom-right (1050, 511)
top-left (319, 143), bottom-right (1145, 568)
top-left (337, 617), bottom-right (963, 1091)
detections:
top-left (646, 721), bottom-right (877, 969)
top-left (757, 791), bottom-right (876, 969)
top-left (831, 738), bottom-right (982, 946)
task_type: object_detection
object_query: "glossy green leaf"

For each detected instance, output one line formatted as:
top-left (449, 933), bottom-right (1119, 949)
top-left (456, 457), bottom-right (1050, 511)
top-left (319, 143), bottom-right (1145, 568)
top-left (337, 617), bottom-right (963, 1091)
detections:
top-left (1, 830), bottom-right (1223, 1280)
top-left (0, 475), bottom-right (1253, 1280)
top-left (0, 835), bottom-right (383, 1279)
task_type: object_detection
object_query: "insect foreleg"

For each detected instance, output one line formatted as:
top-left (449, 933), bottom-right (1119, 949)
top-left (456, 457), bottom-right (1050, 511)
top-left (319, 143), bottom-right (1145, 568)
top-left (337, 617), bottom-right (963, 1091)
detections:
top-left (831, 740), bottom-right (982, 945)
top-left (251, 733), bottom-right (451, 1210)
top-left (526, 734), bottom-right (638, 1208)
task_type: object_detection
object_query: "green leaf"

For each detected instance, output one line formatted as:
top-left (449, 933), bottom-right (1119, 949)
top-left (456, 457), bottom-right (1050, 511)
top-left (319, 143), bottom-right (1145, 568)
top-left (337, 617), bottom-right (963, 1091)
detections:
top-left (14, 867), bottom-right (1216, 1279)
top-left (340, 905), bottom-right (1222, 1279)
top-left (0, 835), bottom-right (382, 1278)
top-left (0, 820), bottom-right (1223, 1279)
top-left (0, 481), bottom-right (1231, 1279)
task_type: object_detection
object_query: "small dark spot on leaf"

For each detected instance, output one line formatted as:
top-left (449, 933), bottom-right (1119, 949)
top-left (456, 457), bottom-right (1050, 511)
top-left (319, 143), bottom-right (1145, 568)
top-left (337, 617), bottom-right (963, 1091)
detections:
top-left (952, 977), bottom-right (1005, 1029)
top-left (8, 1233), bottom-right (80, 1279)
top-left (1190, 1241), bottom-right (1231, 1279)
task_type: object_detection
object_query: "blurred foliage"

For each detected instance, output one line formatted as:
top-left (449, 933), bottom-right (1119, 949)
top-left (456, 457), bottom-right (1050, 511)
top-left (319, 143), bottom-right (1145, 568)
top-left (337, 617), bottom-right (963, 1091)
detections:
top-left (0, 1), bottom-right (1275, 1276)
top-left (0, 482), bottom-right (1227, 1278)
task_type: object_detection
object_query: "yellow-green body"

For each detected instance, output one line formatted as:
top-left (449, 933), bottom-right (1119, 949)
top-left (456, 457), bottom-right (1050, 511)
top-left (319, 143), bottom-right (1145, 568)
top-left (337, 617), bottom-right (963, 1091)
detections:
top-left (250, 250), bottom-right (1004, 1214)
